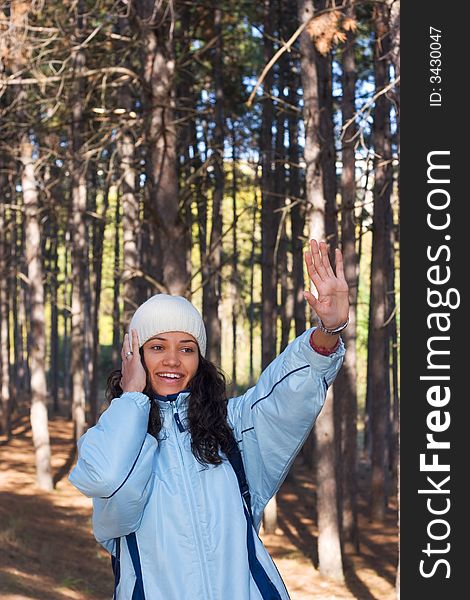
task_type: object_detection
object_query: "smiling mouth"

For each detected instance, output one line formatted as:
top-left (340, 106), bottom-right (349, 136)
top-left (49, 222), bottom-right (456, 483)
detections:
top-left (156, 373), bottom-right (184, 383)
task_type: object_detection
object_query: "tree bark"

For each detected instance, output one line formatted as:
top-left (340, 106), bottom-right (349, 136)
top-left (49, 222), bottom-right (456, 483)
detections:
top-left (132, 0), bottom-right (188, 296)
top-left (89, 172), bottom-right (110, 424)
top-left (118, 13), bottom-right (141, 325)
top-left (335, 0), bottom-right (360, 553)
top-left (11, 188), bottom-right (22, 409)
top-left (205, 4), bottom-right (224, 363)
top-left (21, 135), bottom-right (53, 491)
top-left (70, 4), bottom-right (87, 440)
top-left (8, 5), bottom-right (51, 485)
top-left (385, 0), bottom-right (400, 490)
top-left (49, 217), bottom-right (60, 414)
top-left (195, 124), bottom-right (210, 339)
top-left (62, 227), bottom-right (72, 419)
top-left (298, 0), bottom-right (343, 580)
top-left (248, 185), bottom-right (259, 388)
top-left (316, 19), bottom-right (343, 554)
top-left (175, 0), bottom-right (194, 278)
top-left (83, 175), bottom-right (93, 420)
top-left (386, 0), bottom-right (400, 133)
top-left (261, 0), bottom-right (279, 372)
top-left (287, 67), bottom-right (306, 340)
top-left (275, 6), bottom-right (292, 354)
top-left (388, 199), bottom-right (399, 486)
top-left (112, 194), bottom-right (122, 367)
top-left (368, 1), bottom-right (393, 522)
top-left (317, 47), bottom-right (338, 250)
top-left (231, 129), bottom-right (239, 394)
top-left (0, 166), bottom-right (11, 437)
top-left (261, 0), bottom-right (281, 536)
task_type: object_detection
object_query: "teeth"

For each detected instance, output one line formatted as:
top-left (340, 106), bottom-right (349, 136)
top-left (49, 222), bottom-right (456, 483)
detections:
top-left (158, 373), bottom-right (182, 379)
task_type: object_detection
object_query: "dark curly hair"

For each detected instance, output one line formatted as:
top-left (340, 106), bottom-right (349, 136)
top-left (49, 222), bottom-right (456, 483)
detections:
top-left (105, 347), bottom-right (236, 466)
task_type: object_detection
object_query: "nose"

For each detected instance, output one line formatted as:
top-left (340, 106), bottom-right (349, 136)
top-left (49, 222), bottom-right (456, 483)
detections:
top-left (162, 348), bottom-right (180, 366)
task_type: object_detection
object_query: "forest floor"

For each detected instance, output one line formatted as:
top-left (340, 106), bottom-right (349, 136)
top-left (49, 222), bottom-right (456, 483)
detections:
top-left (0, 413), bottom-right (398, 600)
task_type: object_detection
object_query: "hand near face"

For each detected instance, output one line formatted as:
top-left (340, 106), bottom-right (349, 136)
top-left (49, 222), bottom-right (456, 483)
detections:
top-left (120, 330), bottom-right (147, 393)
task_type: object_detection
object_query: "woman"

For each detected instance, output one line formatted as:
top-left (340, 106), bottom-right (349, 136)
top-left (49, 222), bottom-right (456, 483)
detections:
top-left (69, 239), bottom-right (349, 600)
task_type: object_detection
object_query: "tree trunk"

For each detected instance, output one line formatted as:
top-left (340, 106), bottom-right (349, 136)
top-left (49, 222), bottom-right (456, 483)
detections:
top-left (335, 0), bottom-right (360, 554)
top-left (0, 170), bottom-right (11, 436)
top-left (279, 215), bottom-right (294, 354)
top-left (386, 0), bottom-right (400, 133)
top-left (112, 194), bottom-right (122, 367)
top-left (118, 13), bottom-right (141, 325)
top-left (11, 189), bottom-right (21, 410)
top-left (368, 2), bottom-right (393, 522)
top-left (133, 1), bottom-right (188, 296)
top-left (298, 0), bottom-right (343, 580)
top-left (21, 135), bottom-right (53, 491)
top-left (49, 218), bottom-right (60, 414)
top-left (316, 23), bottom-right (343, 554)
top-left (62, 228), bottom-right (72, 418)
top-left (287, 66), bottom-right (306, 340)
top-left (317, 47), bottom-right (338, 250)
top-left (275, 8), bottom-right (292, 354)
top-left (83, 176), bottom-right (93, 421)
top-left (248, 185), bottom-right (259, 388)
top-left (206, 4), bottom-right (224, 363)
top-left (39, 158), bottom-right (60, 415)
top-left (89, 173), bottom-right (110, 423)
top-left (176, 0), bottom-right (194, 285)
top-left (196, 129), bottom-right (210, 340)
top-left (388, 202), bottom-right (399, 487)
top-left (21, 249), bottom-right (32, 399)
top-left (261, 0), bottom-right (280, 536)
top-left (231, 130), bottom-right (239, 394)
top-left (70, 6), bottom-right (88, 440)
top-left (261, 0), bottom-right (279, 373)
top-left (386, 0), bottom-right (400, 490)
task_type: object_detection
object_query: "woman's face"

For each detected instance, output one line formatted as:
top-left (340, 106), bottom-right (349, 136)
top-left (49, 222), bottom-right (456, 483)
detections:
top-left (142, 331), bottom-right (199, 396)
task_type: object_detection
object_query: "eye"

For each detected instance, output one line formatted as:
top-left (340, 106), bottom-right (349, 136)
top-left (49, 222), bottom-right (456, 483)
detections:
top-left (150, 345), bottom-right (163, 351)
top-left (181, 347), bottom-right (194, 353)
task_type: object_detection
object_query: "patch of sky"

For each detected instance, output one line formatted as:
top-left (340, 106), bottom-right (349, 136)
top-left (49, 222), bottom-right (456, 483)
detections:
top-left (243, 75), bottom-right (263, 96)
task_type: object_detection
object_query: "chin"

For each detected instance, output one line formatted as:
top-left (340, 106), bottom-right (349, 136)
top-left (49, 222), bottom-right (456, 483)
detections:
top-left (152, 379), bottom-right (187, 395)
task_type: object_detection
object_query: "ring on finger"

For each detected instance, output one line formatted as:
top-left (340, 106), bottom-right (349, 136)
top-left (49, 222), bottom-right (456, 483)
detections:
top-left (125, 351), bottom-right (133, 358)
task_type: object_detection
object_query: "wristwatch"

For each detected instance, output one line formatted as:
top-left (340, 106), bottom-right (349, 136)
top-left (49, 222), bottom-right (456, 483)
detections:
top-left (317, 316), bottom-right (349, 335)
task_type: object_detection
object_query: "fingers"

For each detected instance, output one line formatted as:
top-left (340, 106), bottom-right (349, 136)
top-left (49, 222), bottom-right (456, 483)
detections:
top-left (335, 248), bottom-right (346, 281)
top-left (308, 239), bottom-right (344, 280)
top-left (320, 242), bottom-right (335, 278)
top-left (121, 331), bottom-right (137, 363)
top-left (131, 329), bottom-right (140, 353)
top-left (310, 239), bottom-right (328, 281)
top-left (304, 248), bottom-right (323, 290)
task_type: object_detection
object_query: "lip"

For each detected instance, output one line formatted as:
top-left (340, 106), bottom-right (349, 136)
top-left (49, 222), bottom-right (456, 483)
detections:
top-left (156, 373), bottom-right (185, 385)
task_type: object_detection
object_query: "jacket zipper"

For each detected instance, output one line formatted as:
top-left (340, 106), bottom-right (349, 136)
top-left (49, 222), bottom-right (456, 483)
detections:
top-left (171, 398), bottom-right (213, 600)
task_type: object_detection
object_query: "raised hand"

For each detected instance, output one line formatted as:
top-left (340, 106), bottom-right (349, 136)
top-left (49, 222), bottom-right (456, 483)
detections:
top-left (303, 239), bottom-right (349, 329)
top-left (120, 329), bottom-right (147, 393)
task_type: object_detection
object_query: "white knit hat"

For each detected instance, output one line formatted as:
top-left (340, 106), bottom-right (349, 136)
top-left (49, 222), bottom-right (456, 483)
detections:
top-left (128, 293), bottom-right (207, 357)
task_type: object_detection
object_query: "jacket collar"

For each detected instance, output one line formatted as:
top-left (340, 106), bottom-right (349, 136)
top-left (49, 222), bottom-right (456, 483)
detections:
top-left (152, 388), bottom-right (191, 409)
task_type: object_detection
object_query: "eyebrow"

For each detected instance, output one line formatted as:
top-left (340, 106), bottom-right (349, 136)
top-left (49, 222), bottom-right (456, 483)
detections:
top-left (148, 336), bottom-right (196, 344)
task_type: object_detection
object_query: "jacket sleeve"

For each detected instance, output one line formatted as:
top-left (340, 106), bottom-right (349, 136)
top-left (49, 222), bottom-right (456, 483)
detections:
top-left (68, 391), bottom-right (158, 545)
top-left (226, 327), bottom-right (345, 531)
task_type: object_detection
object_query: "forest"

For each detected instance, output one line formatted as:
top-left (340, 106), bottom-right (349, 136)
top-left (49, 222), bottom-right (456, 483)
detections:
top-left (0, 0), bottom-right (400, 598)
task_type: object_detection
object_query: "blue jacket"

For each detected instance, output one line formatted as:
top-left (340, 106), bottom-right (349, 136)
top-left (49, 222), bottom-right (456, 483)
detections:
top-left (69, 328), bottom-right (345, 599)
